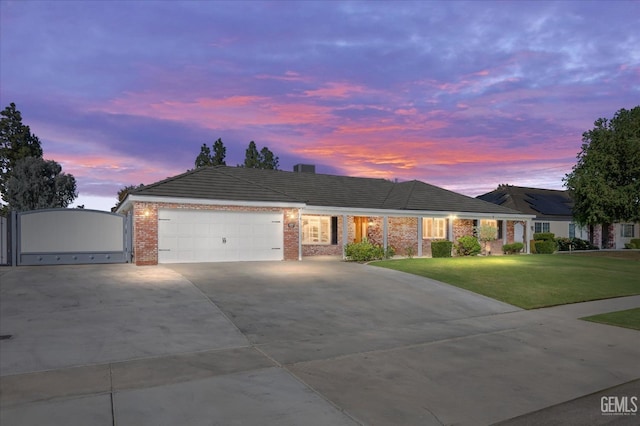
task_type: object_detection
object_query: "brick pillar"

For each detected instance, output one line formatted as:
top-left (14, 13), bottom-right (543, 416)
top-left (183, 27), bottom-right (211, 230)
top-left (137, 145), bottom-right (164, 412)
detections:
top-left (283, 208), bottom-right (300, 260)
top-left (133, 203), bottom-right (158, 265)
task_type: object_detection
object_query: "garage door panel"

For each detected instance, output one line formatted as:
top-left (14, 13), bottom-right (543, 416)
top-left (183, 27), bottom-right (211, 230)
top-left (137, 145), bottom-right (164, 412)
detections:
top-left (158, 210), bottom-right (283, 263)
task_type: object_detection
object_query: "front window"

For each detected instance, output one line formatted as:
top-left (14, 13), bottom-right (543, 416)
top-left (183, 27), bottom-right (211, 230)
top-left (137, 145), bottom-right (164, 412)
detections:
top-left (302, 216), bottom-right (331, 244)
top-left (569, 223), bottom-right (576, 239)
top-left (534, 222), bottom-right (550, 233)
top-left (423, 218), bottom-right (446, 239)
top-left (481, 219), bottom-right (497, 227)
top-left (620, 224), bottom-right (635, 238)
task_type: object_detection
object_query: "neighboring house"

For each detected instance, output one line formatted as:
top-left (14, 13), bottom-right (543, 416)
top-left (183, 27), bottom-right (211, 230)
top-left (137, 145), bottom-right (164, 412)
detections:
top-left (477, 185), bottom-right (639, 249)
top-left (116, 165), bottom-right (534, 265)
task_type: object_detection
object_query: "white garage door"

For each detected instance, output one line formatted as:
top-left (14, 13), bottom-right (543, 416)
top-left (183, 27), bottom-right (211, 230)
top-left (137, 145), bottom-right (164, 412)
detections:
top-left (158, 209), bottom-right (283, 263)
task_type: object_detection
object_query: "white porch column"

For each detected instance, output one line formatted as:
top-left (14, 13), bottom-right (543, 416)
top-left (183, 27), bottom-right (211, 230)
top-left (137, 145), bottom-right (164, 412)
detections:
top-left (298, 208), bottom-right (302, 260)
top-left (448, 217), bottom-right (454, 241)
top-left (526, 219), bottom-right (532, 254)
top-left (342, 214), bottom-right (348, 259)
top-left (502, 219), bottom-right (507, 244)
top-left (417, 216), bottom-right (423, 257)
top-left (383, 216), bottom-right (388, 251)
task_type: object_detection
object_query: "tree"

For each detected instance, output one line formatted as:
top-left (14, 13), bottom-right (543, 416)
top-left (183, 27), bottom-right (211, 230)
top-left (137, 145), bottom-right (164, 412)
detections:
top-left (564, 106), bottom-right (640, 229)
top-left (477, 223), bottom-right (498, 255)
top-left (113, 184), bottom-right (144, 210)
top-left (195, 143), bottom-right (213, 168)
top-left (1, 103), bottom-right (44, 207)
top-left (195, 138), bottom-right (227, 168)
top-left (242, 141), bottom-right (279, 170)
top-left (259, 146), bottom-right (279, 170)
top-left (243, 141), bottom-right (261, 168)
top-left (5, 156), bottom-right (77, 211)
top-left (212, 138), bottom-right (226, 166)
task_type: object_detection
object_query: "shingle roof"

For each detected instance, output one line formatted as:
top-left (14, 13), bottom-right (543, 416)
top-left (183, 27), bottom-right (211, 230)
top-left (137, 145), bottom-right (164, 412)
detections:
top-left (132, 166), bottom-right (523, 215)
top-left (477, 185), bottom-right (573, 220)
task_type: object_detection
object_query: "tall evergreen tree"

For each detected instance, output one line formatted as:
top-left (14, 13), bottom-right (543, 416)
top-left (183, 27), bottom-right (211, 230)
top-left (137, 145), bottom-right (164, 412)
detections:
top-left (259, 146), bottom-right (279, 170)
top-left (243, 141), bottom-right (261, 168)
top-left (195, 138), bottom-right (226, 168)
top-left (0, 103), bottom-right (44, 206)
top-left (212, 138), bottom-right (226, 166)
top-left (241, 141), bottom-right (279, 170)
top-left (195, 143), bottom-right (213, 168)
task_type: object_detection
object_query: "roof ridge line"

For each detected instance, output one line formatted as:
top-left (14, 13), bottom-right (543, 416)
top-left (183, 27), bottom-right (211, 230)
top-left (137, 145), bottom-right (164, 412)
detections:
top-left (217, 167), bottom-right (304, 202)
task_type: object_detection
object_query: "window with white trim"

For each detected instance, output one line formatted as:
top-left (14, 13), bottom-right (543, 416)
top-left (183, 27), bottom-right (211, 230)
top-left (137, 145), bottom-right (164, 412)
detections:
top-left (481, 219), bottom-right (496, 227)
top-left (620, 224), bottom-right (635, 238)
top-left (423, 218), bottom-right (446, 239)
top-left (302, 216), bottom-right (331, 244)
top-left (534, 222), bottom-right (550, 233)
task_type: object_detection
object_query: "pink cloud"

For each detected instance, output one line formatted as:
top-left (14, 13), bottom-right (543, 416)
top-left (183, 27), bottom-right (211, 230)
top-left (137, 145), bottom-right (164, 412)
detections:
top-left (255, 70), bottom-right (308, 81)
top-left (302, 82), bottom-right (371, 99)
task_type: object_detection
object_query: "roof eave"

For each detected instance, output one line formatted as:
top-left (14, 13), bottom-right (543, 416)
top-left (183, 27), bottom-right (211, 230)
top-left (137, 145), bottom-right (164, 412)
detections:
top-left (123, 194), bottom-right (306, 209)
top-left (302, 204), bottom-right (534, 219)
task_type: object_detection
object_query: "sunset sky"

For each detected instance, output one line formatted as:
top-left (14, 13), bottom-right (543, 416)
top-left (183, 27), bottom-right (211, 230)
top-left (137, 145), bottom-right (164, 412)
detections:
top-left (1, 1), bottom-right (638, 211)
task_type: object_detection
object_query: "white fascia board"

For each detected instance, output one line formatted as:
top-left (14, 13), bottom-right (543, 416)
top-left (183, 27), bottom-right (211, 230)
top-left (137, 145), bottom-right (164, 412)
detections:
top-left (124, 194), bottom-right (306, 209)
top-left (115, 197), bottom-right (132, 214)
top-left (301, 205), bottom-right (535, 220)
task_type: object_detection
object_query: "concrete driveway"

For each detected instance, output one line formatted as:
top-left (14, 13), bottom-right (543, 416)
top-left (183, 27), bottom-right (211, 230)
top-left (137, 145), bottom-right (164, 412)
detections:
top-left (1, 261), bottom-right (638, 425)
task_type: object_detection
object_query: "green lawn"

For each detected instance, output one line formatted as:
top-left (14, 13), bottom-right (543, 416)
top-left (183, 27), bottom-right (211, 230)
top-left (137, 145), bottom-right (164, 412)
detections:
top-left (581, 308), bottom-right (640, 331)
top-left (372, 252), bottom-right (640, 309)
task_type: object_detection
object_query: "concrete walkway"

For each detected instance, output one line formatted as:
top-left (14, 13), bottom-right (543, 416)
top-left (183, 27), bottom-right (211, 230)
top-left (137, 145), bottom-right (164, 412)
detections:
top-left (1, 262), bottom-right (638, 425)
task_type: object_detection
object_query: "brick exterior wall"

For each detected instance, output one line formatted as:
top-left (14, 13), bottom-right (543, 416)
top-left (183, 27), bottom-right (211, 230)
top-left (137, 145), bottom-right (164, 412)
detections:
top-left (591, 223), bottom-right (615, 249)
top-left (388, 217), bottom-right (418, 256)
top-left (453, 219), bottom-right (475, 242)
top-left (282, 208), bottom-right (299, 261)
top-left (131, 201), bottom-right (298, 265)
top-left (130, 201), bottom-right (526, 264)
top-left (133, 202), bottom-right (159, 266)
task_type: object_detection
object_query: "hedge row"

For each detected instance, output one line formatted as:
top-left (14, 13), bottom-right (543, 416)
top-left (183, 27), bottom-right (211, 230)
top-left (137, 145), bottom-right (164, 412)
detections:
top-left (502, 242), bottom-right (524, 254)
top-left (556, 237), bottom-right (599, 251)
top-left (431, 240), bottom-right (453, 258)
top-left (626, 238), bottom-right (640, 249)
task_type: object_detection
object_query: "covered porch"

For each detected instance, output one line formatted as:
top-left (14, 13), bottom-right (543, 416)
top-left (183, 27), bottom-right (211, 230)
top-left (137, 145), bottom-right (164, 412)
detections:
top-left (298, 208), bottom-right (534, 259)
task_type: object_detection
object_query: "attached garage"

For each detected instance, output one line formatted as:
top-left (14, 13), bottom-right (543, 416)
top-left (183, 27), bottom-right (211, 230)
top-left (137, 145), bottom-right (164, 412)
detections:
top-left (157, 209), bottom-right (284, 263)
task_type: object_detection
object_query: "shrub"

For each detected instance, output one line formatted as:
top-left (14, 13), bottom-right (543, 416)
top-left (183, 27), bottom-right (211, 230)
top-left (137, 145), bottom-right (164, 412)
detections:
top-left (405, 245), bottom-right (415, 259)
top-left (431, 240), bottom-right (453, 258)
top-left (455, 235), bottom-right (481, 256)
top-left (345, 238), bottom-right (384, 262)
top-left (534, 240), bottom-right (556, 254)
top-left (533, 232), bottom-right (555, 241)
top-left (555, 237), bottom-right (571, 251)
top-left (630, 239), bottom-right (640, 249)
top-left (384, 245), bottom-right (396, 259)
top-left (502, 242), bottom-right (524, 254)
top-left (556, 237), bottom-right (599, 251)
top-left (530, 239), bottom-right (537, 254)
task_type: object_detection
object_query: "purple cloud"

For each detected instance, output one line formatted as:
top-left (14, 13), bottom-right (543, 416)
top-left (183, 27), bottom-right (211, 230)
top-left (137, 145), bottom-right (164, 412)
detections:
top-left (1, 0), bottom-right (638, 210)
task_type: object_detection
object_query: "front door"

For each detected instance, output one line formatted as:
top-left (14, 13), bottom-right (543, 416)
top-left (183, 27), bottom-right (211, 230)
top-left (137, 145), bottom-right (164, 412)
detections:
top-left (514, 222), bottom-right (524, 244)
top-left (354, 217), bottom-right (369, 243)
